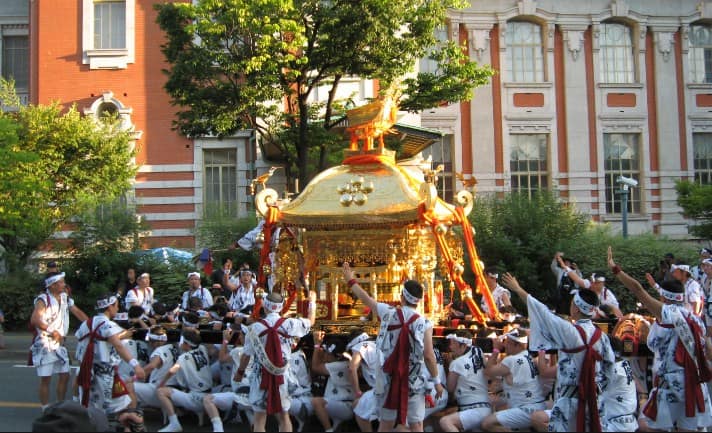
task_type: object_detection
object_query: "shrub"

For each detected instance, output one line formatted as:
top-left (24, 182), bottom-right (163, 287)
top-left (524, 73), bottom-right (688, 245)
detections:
top-left (0, 270), bottom-right (42, 330)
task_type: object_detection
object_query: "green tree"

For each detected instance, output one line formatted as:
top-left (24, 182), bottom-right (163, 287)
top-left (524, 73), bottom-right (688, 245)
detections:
top-left (0, 80), bottom-right (136, 271)
top-left (676, 180), bottom-right (712, 240)
top-left (155, 0), bottom-right (494, 187)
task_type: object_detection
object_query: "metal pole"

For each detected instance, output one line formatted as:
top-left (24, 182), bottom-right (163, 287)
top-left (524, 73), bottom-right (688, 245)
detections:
top-left (621, 186), bottom-right (629, 239)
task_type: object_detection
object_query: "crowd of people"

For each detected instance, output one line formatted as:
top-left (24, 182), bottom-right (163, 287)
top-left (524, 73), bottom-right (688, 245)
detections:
top-left (26, 247), bottom-right (712, 432)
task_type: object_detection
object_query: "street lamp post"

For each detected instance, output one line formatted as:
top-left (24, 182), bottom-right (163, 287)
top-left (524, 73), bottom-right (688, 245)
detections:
top-left (616, 176), bottom-right (638, 239)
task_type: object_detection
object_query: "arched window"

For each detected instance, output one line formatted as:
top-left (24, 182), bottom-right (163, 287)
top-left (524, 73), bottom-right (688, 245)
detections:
top-left (505, 21), bottom-right (544, 83)
top-left (689, 24), bottom-right (712, 84)
top-left (599, 23), bottom-right (635, 84)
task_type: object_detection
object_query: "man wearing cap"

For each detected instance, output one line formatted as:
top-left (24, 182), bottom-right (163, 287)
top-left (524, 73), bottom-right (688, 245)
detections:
top-left (609, 247), bottom-right (712, 431)
top-left (125, 272), bottom-right (155, 315)
top-left (30, 271), bottom-right (88, 411)
top-left (501, 273), bottom-right (614, 432)
top-left (439, 329), bottom-right (491, 432)
top-left (157, 328), bottom-right (214, 432)
top-left (480, 267), bottom-right (512, 318)
top-left (74, 293), bottom-right (146, 417)
top-left (557, 257), bottom-right (623, 319)
top-left (234, 290), bottom-right (317, 432)
top-left (343, 263), bottom-right (443, 432)
top-left (133, 325), bottom-right (178, 413)
top-left (648, 263), bottom-right (703, 315)
top-left (693, 248), bottom-right (712, 286)
top-left (481, 328), bottom-right (546, 432)
top-left (182, 272), bottom-right (213, 310)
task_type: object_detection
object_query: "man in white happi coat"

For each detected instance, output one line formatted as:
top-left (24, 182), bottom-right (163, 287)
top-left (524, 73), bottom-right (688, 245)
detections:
top-left (343, 263), bottom-right (443, 432)
top-left (125, 272), bottom-right (155, 315)
top-left (599, 337), bottom-right (639, 432)
top-left (482, 328), bottom-right (547, 431)
top-left (234, 290), bottom-right (317, 432)
top-left (157, 328), bottom-right (214, 432)
top-left (75, 294), bottom-right (146, 416)
top-left (609, 247), bottom-right (712, 431)
top-left (348, 329), bottom-right (381, 432)
top-left (439, 330), bottom-right (491, 432)
top-left (181, 272), bottom-right (213, 310)
top-left (481, 267), bottom-right (512, 317)
top-left (224, 269), bottom-right (257, 321)
top-left (31, 272), bottom-right (88, 411)
top-left (557, 255), bottom-right (623, 319)
top-left (501, 273), bottom-right (614, 432)
top-left (134, 325), bottom-right (179, 411)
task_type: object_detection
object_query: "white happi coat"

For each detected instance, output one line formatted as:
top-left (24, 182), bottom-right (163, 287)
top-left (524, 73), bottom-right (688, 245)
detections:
top-left (181, 287), bottom-right (213, 310)
top-left (124, 287), bottom-right (154, 315)
top-left (449, 345), bottom-right (489, 409)
top-left (481, 284), bottom-right (511, 316)
top-left (600, 359), bottom-right (638, 432)
top-left (31, 291), bottom-right (72, 368)
top-left (75, 315), bottom-right (130, 414)
top-left (645, 303), bottom-right (712, 430)
top-left (175, 345), bottom-right (213, 393)
top-left (501, 349), bottom-right (545, 408)
top-left (228, 282), bottom-right (256, 315)
top-left (527, 295), bottom-right (615, 432)
top-left (374, 303), bottom-right (431, 397)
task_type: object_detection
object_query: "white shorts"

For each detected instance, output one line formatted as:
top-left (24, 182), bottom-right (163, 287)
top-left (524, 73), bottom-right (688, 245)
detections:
top-left (353, 390), bottom-right (377, 421)
top-left (36, 359), bottom-right (70, 377)
top-left (170, 389), bottom-right (206, 413)
top-left (289, 395), bottom-right (314, 418)
top-left (325, 399), bottom-right (354, 422)
top-left (134, 383), bottom-right (160, 408)
top-left (602, 414), bottom-right (639, 432)
top-left (459, 406), bottom-right (492, 431)
top-left (379, 392), bottom-right (426, 425)
top-left (495, 404), bottom-right (545, 430)
top-left (249, 381), bottom-right (291, 413)
top-left (210, 392), bottom-right (239, 412)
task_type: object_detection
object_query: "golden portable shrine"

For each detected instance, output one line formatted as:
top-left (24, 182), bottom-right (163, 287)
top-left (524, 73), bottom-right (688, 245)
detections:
top-left (250, 96), bottom-right (500, 334)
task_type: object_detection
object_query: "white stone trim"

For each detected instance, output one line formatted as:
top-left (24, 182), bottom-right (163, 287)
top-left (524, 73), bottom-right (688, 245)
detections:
top-left (136, 196), bottom-right (197, 205)
top-left (138, 164), bottom-right (194, 173)
top-left (145, 229), bottom-right (194, 238)
top-left (141, 212), bottom-right (197, 221)
top-left (82, 0), bottom-right (135, 69)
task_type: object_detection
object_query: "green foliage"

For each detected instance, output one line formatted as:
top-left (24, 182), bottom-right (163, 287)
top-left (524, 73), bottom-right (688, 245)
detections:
top-left (0, 79), bottom-right (136, 271)
top-left (676, 180), bottom-right (712, 240)
top-left (155, 0), bottom-right (493, 186)
top-left (469, 191), bottom-right (698, 313)
top-left (196, 210), bottom-right (260, 274)
top-left (70, 199), bottom-right (149, 253)
top-left (0, 270), bottom-right (42, 330)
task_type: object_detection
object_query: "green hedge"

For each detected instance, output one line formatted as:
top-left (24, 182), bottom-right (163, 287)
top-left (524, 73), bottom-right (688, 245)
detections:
top-left (0, 271), bottom-right (42, 331)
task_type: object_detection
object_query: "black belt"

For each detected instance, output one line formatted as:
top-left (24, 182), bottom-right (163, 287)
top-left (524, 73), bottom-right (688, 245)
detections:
top-left (458, 402), bottom-right (491, 411)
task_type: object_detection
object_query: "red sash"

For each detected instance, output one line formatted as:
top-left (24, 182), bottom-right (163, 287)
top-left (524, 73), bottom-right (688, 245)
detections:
top-left (383, 308), bottom-right (420, 425)
top-left (258, 317), bottom-right (288, 415)
top-left (76, 318), bottom-right (109, 407)
top-left (561, 324), bottom-right (603, 433)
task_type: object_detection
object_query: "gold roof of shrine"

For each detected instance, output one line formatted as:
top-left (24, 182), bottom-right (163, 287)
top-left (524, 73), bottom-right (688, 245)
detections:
top-left (278, 150), bottom-right (458, 230)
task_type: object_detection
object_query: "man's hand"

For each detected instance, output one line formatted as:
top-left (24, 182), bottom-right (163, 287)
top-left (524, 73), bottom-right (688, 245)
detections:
top-left (134, 365), bottom-right (146, 381)
top-left (51, 330), bottom-right (62, 342)
top-left (434, 383), bottom-right (444, 400)
top-left (645, 273), bottom-right (657, 288)
top-left (313, 330), bottom-right (325, 347)
top-left (607, 246), bottom-right (617, 271)
top-left (342, 262), bottom-right (355, 282)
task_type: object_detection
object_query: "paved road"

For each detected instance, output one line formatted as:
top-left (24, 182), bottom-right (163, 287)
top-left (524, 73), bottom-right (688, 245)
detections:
top-left (0, 333), bottom-right (343, 432)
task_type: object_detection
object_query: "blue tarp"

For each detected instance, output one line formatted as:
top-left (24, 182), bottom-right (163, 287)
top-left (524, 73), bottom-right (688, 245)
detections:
top-left (135, 247), bottom-right (194, 265)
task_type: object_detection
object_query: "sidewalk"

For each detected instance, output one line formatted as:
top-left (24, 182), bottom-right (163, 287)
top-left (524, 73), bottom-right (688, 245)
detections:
top-left (0, 332), bottom-right (78, 362)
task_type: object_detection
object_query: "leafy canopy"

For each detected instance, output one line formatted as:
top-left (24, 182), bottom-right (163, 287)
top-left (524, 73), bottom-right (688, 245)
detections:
top-left (0, 79), bottom-right (137, 270)
top-left (676, 180), bottom-right (712, 240)
top-left (156, 0), bottom-right (493, 185)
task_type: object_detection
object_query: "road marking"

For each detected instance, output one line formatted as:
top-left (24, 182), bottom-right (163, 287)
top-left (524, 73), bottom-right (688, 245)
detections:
top-left (0, 401), bottom-right (42, 408)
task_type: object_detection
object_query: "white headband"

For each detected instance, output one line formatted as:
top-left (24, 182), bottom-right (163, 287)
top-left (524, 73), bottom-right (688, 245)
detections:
top-left (179, 335), bottom-right (198, 348)
top-left (402, 288), bottom-right (421, 305)
top-left (263, 298), bottom-right (283, 313)
top-left (658, 286), bottom-right (685, 303)
top-left (146, 332), bottom-right (168, 342)
top-left (573, 292), bottom-right (595, 316)
top-left (505, 329), bottom-right (529, 344)
top-left (45, 273), bottom-right (65, 288)
top-left (96, 295), bottom-right (118, 310)
top-left (187, 272), bottom-right (201, 279)
top-left (346, 333), bottom-right (370, 352)
top-left (671, 264), bottom-right (691, 275)
top-left (446, 333), bottom-right (473, 346)
top-left (590, 273), bottom-right (606, 283)
top-left (181, 316), bottom-right (199, 328)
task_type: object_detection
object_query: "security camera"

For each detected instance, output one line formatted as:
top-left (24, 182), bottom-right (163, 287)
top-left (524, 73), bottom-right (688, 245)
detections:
top-left (616, 176), bottom-right (638, 188)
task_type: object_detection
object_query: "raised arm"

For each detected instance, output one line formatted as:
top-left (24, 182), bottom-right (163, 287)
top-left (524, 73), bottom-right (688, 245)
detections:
top-left (608, 246), bottom-right (663, 320)
top-left (501, 273), bottom-right (529, 302)
top-left (556, 255), bottom-right (588, 289)
top-left (342, 263), bottom-right (378, 313)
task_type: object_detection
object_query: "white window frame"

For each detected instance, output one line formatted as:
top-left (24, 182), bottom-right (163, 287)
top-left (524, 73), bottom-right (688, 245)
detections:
top-left (0, 25), bottom-right (29, 107)
top-left (509, 133), bottom-right (549, 198)
top-left (693, 133), bottom-right (712, 185)
top-left (82, 0), bottom-right (135, 69)
top-left (603, 133), bottom-right (641, 214)
top-left (505, 21), bottom-right (545, 83)
top-left (203, 148), bottom-right (239, 217)
top-left (689, 24), bottom-right (712, 84)
top-left (599, 23), bottom-right (635, 84)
